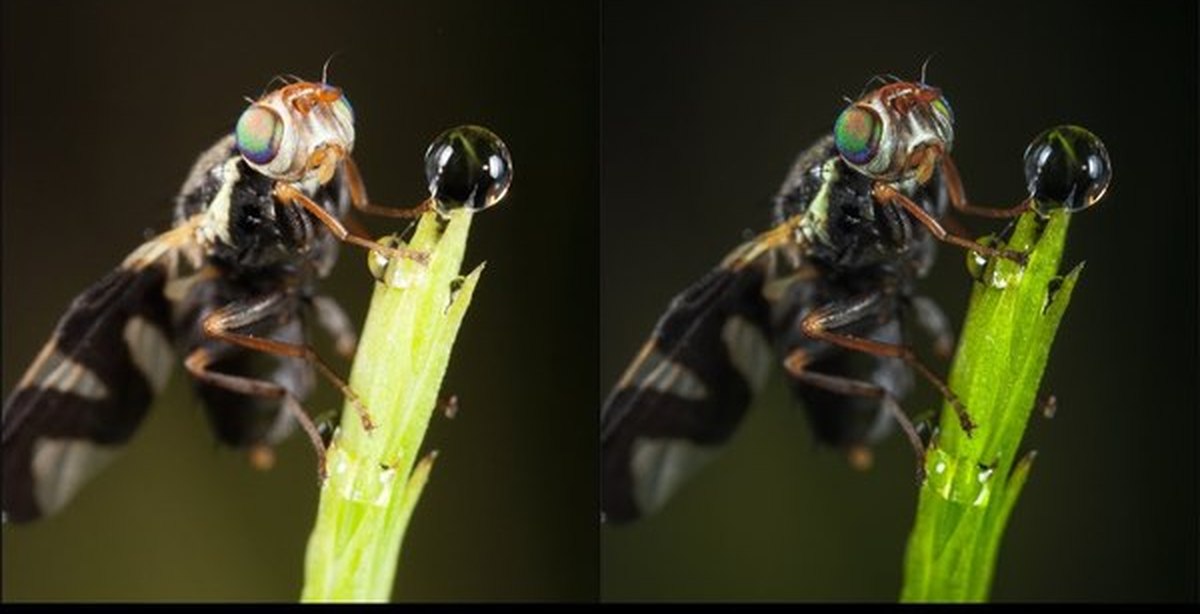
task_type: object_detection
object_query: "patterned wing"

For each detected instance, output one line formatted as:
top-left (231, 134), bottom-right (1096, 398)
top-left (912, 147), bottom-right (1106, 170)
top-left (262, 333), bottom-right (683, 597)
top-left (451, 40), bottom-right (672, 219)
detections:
top-left (601, 243), bottom-right (776, 523)
top-left (2, 233), bottom-right (185, 522)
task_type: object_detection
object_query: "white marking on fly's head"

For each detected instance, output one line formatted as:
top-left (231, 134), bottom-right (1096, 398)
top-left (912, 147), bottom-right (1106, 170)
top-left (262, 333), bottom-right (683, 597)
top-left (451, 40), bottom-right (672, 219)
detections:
top-left (32, 438), bottom-right (120, 517)
top-left (630, 437), bottom-right (720, 516)
top-left (626, 346), bottom-right (709, 401)
top-left (17, 342), bottom-right (110, 401)
top-left (236, 81), bottom-right (356, 184)
top-left (722, 316), bottom-right (773, 394)
top-left (198, 158), bottom-right (241, 247)
top-left (123, 316), bottom-right (174, 393)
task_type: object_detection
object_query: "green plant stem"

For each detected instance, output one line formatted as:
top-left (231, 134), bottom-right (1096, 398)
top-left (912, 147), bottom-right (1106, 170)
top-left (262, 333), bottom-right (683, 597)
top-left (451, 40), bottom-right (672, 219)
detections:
top-left (901, 209), bottom-right (1082, 602)
top-left (301, 210), bottom-right (483, 602)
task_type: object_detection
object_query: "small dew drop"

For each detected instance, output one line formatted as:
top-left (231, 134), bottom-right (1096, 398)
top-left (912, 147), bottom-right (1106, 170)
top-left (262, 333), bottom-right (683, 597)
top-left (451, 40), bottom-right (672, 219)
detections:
top-left (971, 485), bottom-right (992, 507)
top-left (990, 266), bottom-right (1024, 290)
top-left (976, 466), bottom-right (995, 484)
top-left (965, 235), bottom-right (998, 283)
top-left (367, 234), bottom-right (428, 289)
top-left (926, 448), bottom-right (994, 507)
top-left (367, 235), bottom-right (402, 282)
top-left (373, 467), bottom-right (398, 507)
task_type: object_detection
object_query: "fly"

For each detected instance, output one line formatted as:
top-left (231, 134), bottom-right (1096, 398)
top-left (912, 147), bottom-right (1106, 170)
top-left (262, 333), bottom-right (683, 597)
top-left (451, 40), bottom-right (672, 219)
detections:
top-left (599, 76), bottom-right (1088, 524)
top-left (1, 74), bottom-right (513, 523)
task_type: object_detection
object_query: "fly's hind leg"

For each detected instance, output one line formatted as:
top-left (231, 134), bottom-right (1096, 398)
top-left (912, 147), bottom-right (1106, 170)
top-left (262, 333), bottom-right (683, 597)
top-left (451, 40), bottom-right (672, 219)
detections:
top-left (199, 292), bottom-right (375, 433)
top-left (340, 156), bottom-right (435, 219)
top-left (783, 349), bottom-right (926, 479)
top-left (185, 347), bottom-right (329, 479)
top-left (798, 291), bottom-right (975, 437)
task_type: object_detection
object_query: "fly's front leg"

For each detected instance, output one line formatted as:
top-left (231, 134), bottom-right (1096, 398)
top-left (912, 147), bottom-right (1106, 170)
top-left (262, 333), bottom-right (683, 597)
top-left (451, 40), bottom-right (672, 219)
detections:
top-left (798, 292), bottom-right (975, 436)
top-left (940, 155), bottom-right (1032, 219)
top-left (340, 156), bottom-right (435, 219)
top-left (274, 183), bottom-right (429, 264)
top-left (873, 183), bottom-right (1027, 266)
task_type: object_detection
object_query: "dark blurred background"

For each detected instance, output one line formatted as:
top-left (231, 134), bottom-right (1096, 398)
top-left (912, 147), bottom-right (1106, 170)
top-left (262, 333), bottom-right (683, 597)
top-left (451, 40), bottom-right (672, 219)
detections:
top-left (601, 0), bottom-right (1197, 602)
top-left (2, 0), bottom-right (596, 602)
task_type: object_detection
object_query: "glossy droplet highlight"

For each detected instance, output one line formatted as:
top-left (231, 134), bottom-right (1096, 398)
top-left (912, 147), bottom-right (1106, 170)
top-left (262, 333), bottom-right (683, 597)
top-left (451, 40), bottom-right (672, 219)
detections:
top-left (1023, 125), bottom-right (1111, 215)
top-left (424, 125), bottom-right (513, 214)
top-left (965, 235), bottom-right (999, 283)
top-left (925, 448), bottom-right (995, 508)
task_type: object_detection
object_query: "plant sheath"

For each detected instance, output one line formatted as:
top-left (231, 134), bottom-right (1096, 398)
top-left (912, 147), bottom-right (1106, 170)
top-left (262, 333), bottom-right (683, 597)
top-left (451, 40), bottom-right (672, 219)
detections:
top-left (302, 210), bottom-right (483, 602)
top-left (901, 209), bottom-right (1081, 602)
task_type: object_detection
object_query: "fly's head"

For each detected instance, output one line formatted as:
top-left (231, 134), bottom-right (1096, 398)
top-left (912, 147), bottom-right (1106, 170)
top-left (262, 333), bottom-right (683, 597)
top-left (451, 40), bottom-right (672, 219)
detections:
top-left (234, 81), bottom-right (356, 185)
top-left (833, 81), bottom-right (954, 185)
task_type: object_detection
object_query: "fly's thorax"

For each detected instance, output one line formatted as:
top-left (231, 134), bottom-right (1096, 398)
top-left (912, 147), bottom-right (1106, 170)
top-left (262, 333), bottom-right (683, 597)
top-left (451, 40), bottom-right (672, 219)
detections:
top-left (174, 135), bottom-right (347, 274)
top-left (773, 133), bottom-right (949, 275)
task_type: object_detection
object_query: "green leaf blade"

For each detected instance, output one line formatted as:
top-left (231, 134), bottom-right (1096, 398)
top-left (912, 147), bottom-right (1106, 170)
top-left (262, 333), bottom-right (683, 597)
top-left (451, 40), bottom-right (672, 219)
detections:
top-left (301, 210), bottom-right (481, 602)
top-left (901, 209), bottom-right (1081, 602)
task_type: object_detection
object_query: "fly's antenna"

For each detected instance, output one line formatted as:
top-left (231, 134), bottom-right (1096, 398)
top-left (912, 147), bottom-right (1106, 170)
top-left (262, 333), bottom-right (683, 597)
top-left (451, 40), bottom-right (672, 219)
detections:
top-left (322, 51), bottom-right (344, 84)
top-left (920, 53), bottom-right (938, 84)
top-left (260, 74), bottom-right (290, 97)
top-left (858, 74), bottom-right (889, 98)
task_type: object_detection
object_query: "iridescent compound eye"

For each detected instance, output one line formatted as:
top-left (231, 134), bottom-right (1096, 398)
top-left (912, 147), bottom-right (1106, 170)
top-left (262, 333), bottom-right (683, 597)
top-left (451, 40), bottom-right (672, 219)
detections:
top-left (235, 105), bottom-right (284, 165)
top-left (424, 125), bottom-right (513, 214)
top-left (834, 105), bottom-right (883, 166)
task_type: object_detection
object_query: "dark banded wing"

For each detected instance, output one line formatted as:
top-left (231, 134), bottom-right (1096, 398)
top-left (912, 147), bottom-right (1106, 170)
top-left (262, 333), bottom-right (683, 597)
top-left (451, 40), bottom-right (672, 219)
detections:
top-left (601, 243), bottom-right (775, 523)
top-left (2, 239), bottom-right (180, 522)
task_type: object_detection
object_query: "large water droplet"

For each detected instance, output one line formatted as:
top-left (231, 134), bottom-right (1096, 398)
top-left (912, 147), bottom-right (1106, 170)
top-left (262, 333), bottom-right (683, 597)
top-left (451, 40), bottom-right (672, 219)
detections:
top-left (1023, 125), bottom-right (1111, 215)
top-left (424, 125), bottom-right (513, 214)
